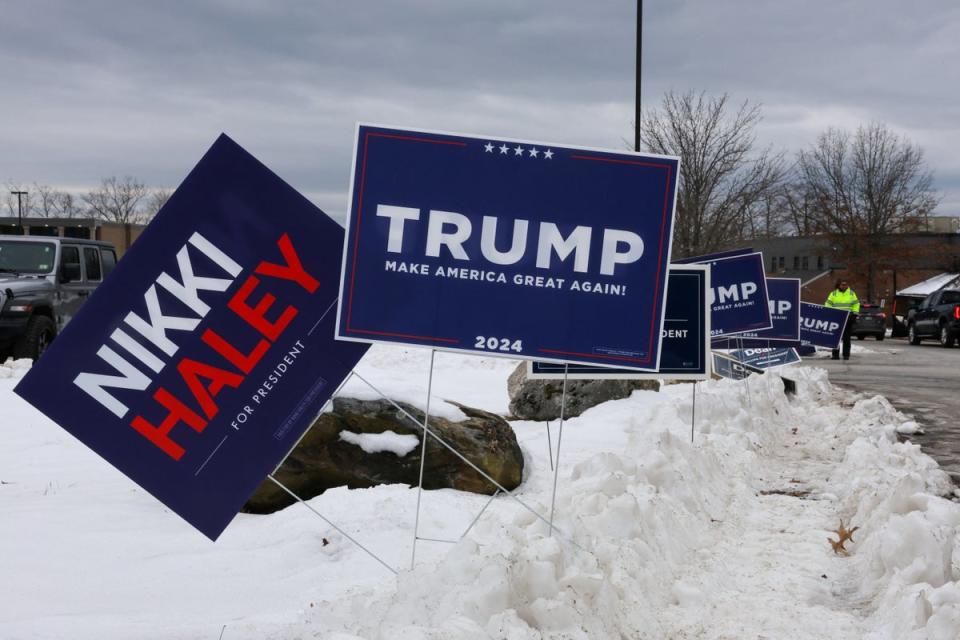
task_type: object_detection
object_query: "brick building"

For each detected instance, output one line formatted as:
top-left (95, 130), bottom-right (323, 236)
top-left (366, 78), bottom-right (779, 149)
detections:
top-left (0, 217), bottom-right (145, 256)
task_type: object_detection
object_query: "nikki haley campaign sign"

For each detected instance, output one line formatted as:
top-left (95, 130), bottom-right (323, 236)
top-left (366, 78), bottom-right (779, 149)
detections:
top-left (335, 124), bottom-right (679, 371)
top-left (14, 135), bottom-right (368, 540)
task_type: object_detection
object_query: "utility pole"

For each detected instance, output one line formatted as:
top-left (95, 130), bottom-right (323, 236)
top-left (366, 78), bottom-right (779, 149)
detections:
top-left (634, 0), bottom-right (643, 152)
top-left (11, 190), bottom-right (27, 235)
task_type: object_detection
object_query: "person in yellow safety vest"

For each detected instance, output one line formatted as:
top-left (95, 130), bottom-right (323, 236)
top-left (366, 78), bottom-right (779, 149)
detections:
top-left (825, 279), bottom-right (860, 360)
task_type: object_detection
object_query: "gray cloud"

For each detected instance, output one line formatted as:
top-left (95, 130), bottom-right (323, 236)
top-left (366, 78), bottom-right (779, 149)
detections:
top-left (1, 0), bottom-right (957, 221)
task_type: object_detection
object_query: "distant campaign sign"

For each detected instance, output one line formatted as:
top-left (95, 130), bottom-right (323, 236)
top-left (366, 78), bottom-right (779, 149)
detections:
top-left (14, 135), bottom-right (368, 540)
top-left (729, 347), bottom-right (801, 370)
top-left (527, 265), bottom-right (710, 380)
top-left (712, 277), bottom-right (800, 348)
top-left (684, 251), bottom-right (771, 337)
top-left (712, 352), bottom-right (765, 380)
top-left (336, 124), bottom-right (679, 370)
top-left (800, 302), bottom-right (851, 349)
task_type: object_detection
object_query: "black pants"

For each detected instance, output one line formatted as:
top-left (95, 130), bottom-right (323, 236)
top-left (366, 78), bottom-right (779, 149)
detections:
top-left (832, 314), bottom-right (855, 360)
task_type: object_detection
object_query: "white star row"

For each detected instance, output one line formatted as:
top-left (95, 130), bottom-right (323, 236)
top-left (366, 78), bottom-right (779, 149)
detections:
top-left (483, 142), bottom-right (554, 159)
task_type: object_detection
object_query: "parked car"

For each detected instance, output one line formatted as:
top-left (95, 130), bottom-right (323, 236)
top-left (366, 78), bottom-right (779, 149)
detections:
top-left (852, 303), bottom-right (886, 340)
top-left (0, 236), bottom-right (117, 360)
top-left (906, 288), bottom-right (960, 347)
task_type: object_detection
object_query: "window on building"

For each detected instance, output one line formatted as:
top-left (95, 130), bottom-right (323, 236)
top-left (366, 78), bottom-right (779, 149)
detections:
top-left (28, 226), bottom-right (58, 237)
top-left (771, 255), bottom-right (777, 271)
top-left (801, 256), bottom-right (809, 270)
top-left (63, 226), bottom-right (91, 239)
top-left (778, 256), bottom-right (785, 269)
top-left (817, 255), bottom-right (824, 270)
top-left (793, 256), bottom-right (800, 270)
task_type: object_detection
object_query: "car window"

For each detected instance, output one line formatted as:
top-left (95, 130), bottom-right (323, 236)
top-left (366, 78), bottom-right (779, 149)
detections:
top-left (61, 246), bottom-right (80, 277)
top-left (920, 293), bottom-right (935, 308)
top-left (100, 248), bottom-right (117, 277)
top-left (84, 247), bottom-right (102, 282)
top-left (941, 291), bottom-right (960, 304)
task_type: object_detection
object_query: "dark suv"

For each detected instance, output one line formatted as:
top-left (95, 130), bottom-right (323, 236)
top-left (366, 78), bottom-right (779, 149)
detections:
top-left (852, 303), bottom-right (886, 341)
top-left (0, 236), bottom-right (117, 360)
top-left (907, 289), bottom-right (960, 347)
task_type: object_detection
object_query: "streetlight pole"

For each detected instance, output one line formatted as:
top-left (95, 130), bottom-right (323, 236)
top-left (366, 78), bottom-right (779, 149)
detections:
top-left (11, 190), bottom-right (27, 235)
top-left (635, 0), bottom-right (643, 152)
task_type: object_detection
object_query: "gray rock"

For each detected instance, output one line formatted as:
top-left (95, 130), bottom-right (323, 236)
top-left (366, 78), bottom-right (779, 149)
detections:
top-left (245, 396), bottom-right (523, 514)
top-left (507, 362), bottom-right (659, 421)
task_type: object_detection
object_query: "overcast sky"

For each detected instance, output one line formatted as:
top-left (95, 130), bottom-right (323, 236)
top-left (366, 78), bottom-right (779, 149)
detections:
top-left (2, 0), bottom-right (958, 221)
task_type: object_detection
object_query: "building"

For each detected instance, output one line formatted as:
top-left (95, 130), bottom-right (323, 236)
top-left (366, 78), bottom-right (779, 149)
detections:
top-left (748, 233), bottom-right (960, 310)
top-left (0, 217), bottom-right (145, 256)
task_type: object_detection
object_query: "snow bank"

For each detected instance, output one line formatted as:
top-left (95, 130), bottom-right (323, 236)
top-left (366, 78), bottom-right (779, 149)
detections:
top-left (2, 346), bottom-right (959, 639)
top-left (339, 430), bottom-right (420, 457)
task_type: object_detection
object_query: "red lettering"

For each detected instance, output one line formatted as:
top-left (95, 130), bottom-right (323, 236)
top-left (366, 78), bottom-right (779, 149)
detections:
top-left (202, 328), bottom-right (269, 374)
top-left (255, 233), bottom-right (319, 293)
top-left (177, 357), bottom-right (245, 420)
top-left (130, 388), bottom-right (207, 461)
top-left (228, 275), bottom-right (297, 341)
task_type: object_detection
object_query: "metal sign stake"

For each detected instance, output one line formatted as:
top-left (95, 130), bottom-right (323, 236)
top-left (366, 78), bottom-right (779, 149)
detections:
top-left (350, 369), bottom-right (583, 550)
top-left (410, 349), bottom-right (437, 569)
top-left (267, 475), bottom-right (398, 575)
top-left (548, 363), bottom-right (570, 537)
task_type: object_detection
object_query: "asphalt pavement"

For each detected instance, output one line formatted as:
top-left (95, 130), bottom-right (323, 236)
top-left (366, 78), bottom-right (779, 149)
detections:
top-left (800, 337), bottom-right (960, 483)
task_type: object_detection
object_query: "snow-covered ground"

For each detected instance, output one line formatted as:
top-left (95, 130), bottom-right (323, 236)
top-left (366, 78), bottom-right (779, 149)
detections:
top-left (2, 347), bottom-right (960, 639)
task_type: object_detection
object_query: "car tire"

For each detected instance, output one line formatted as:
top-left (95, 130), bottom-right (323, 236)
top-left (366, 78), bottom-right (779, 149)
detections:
top-left (12, 315), bottom-right (56, 361)
top-left (856, 335), bottom-right (865, 340)
top-left (908, 323), bottom-right (921, 345)
top-left (877, 334), bottom-right (885, 341)
top-left (940, 324), bottom-right (956, 348)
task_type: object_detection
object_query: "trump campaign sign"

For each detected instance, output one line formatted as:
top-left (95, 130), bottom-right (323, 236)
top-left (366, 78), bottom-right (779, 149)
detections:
top-left (713, 277), bottom-right (800, 348)
top-left (800, 302), bottom-right (851, 349)
top-left (14, 135), bottom-right (368, 540)
top-left (336, 124), bottom-right (679, 370)
top-left (527, 264), bottom-right (710, 380)
top-left (683, 251), bottom-right (771, 338)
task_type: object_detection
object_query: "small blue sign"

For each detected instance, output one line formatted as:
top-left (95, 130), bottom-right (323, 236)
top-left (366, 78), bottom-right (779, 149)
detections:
top-left (800, 302), bottom-right (851, 349)
top-left (684, 251), bottom-right (771, 337)
top-left (713, 277), bottom-right (800, 348)
top-left (336, 125), bottom-right (679, 370)
top-left (527, 265), bottom-right (710, 380)
top-left (14, 135), bottom-right (368, 540)
top-left (729, 346), bottom-right (801, 369)
top-left (712, 352), bottom-right (765, 380)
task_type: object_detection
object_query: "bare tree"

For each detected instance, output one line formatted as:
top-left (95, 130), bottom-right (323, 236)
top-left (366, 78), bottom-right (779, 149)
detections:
top-left (641, 91), bottom-right (785, 258)
top-left (83, 176), bottom-right (148, 224)
top-left (143, 188), bottom-right (173, 220)
top-left (3, 183), bottom-right (34, 218)
top-left (32, 183), bottom-right (62, 217)
top-left (796, 122), bottom-right (939, 299)
top-left (54, 191), bottom-right (84, 218)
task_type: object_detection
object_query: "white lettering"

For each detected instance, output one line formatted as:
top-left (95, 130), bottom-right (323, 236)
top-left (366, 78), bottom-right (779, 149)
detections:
top-left (536, 223), bottom-right (591, 273)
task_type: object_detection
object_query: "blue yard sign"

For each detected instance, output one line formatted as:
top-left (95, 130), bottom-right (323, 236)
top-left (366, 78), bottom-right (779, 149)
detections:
top-left (712, 277), bottom-right (800, 348)
top-left (336, 124), bottom-right (679, 371)
top-left (729, 346), bottom-right (801, 370)
top-left (14, 135), bottom-right (368, 540)
top-left (800, 302), bottom-right (851, 349)
top-left (527, 265), bottom-right (710, 380)
top-left (684, 251), bottom-right (771, 337)
top-left (712, 352), bottom-right (765, 380)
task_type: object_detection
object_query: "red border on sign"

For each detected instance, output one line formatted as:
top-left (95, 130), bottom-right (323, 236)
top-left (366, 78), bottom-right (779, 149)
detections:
top-left (344, 134), bottom-right (675, 362)
top-left (345, 131), bottom-right (466, 345)
top-left (536, 154), bottom-right (674, 364)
